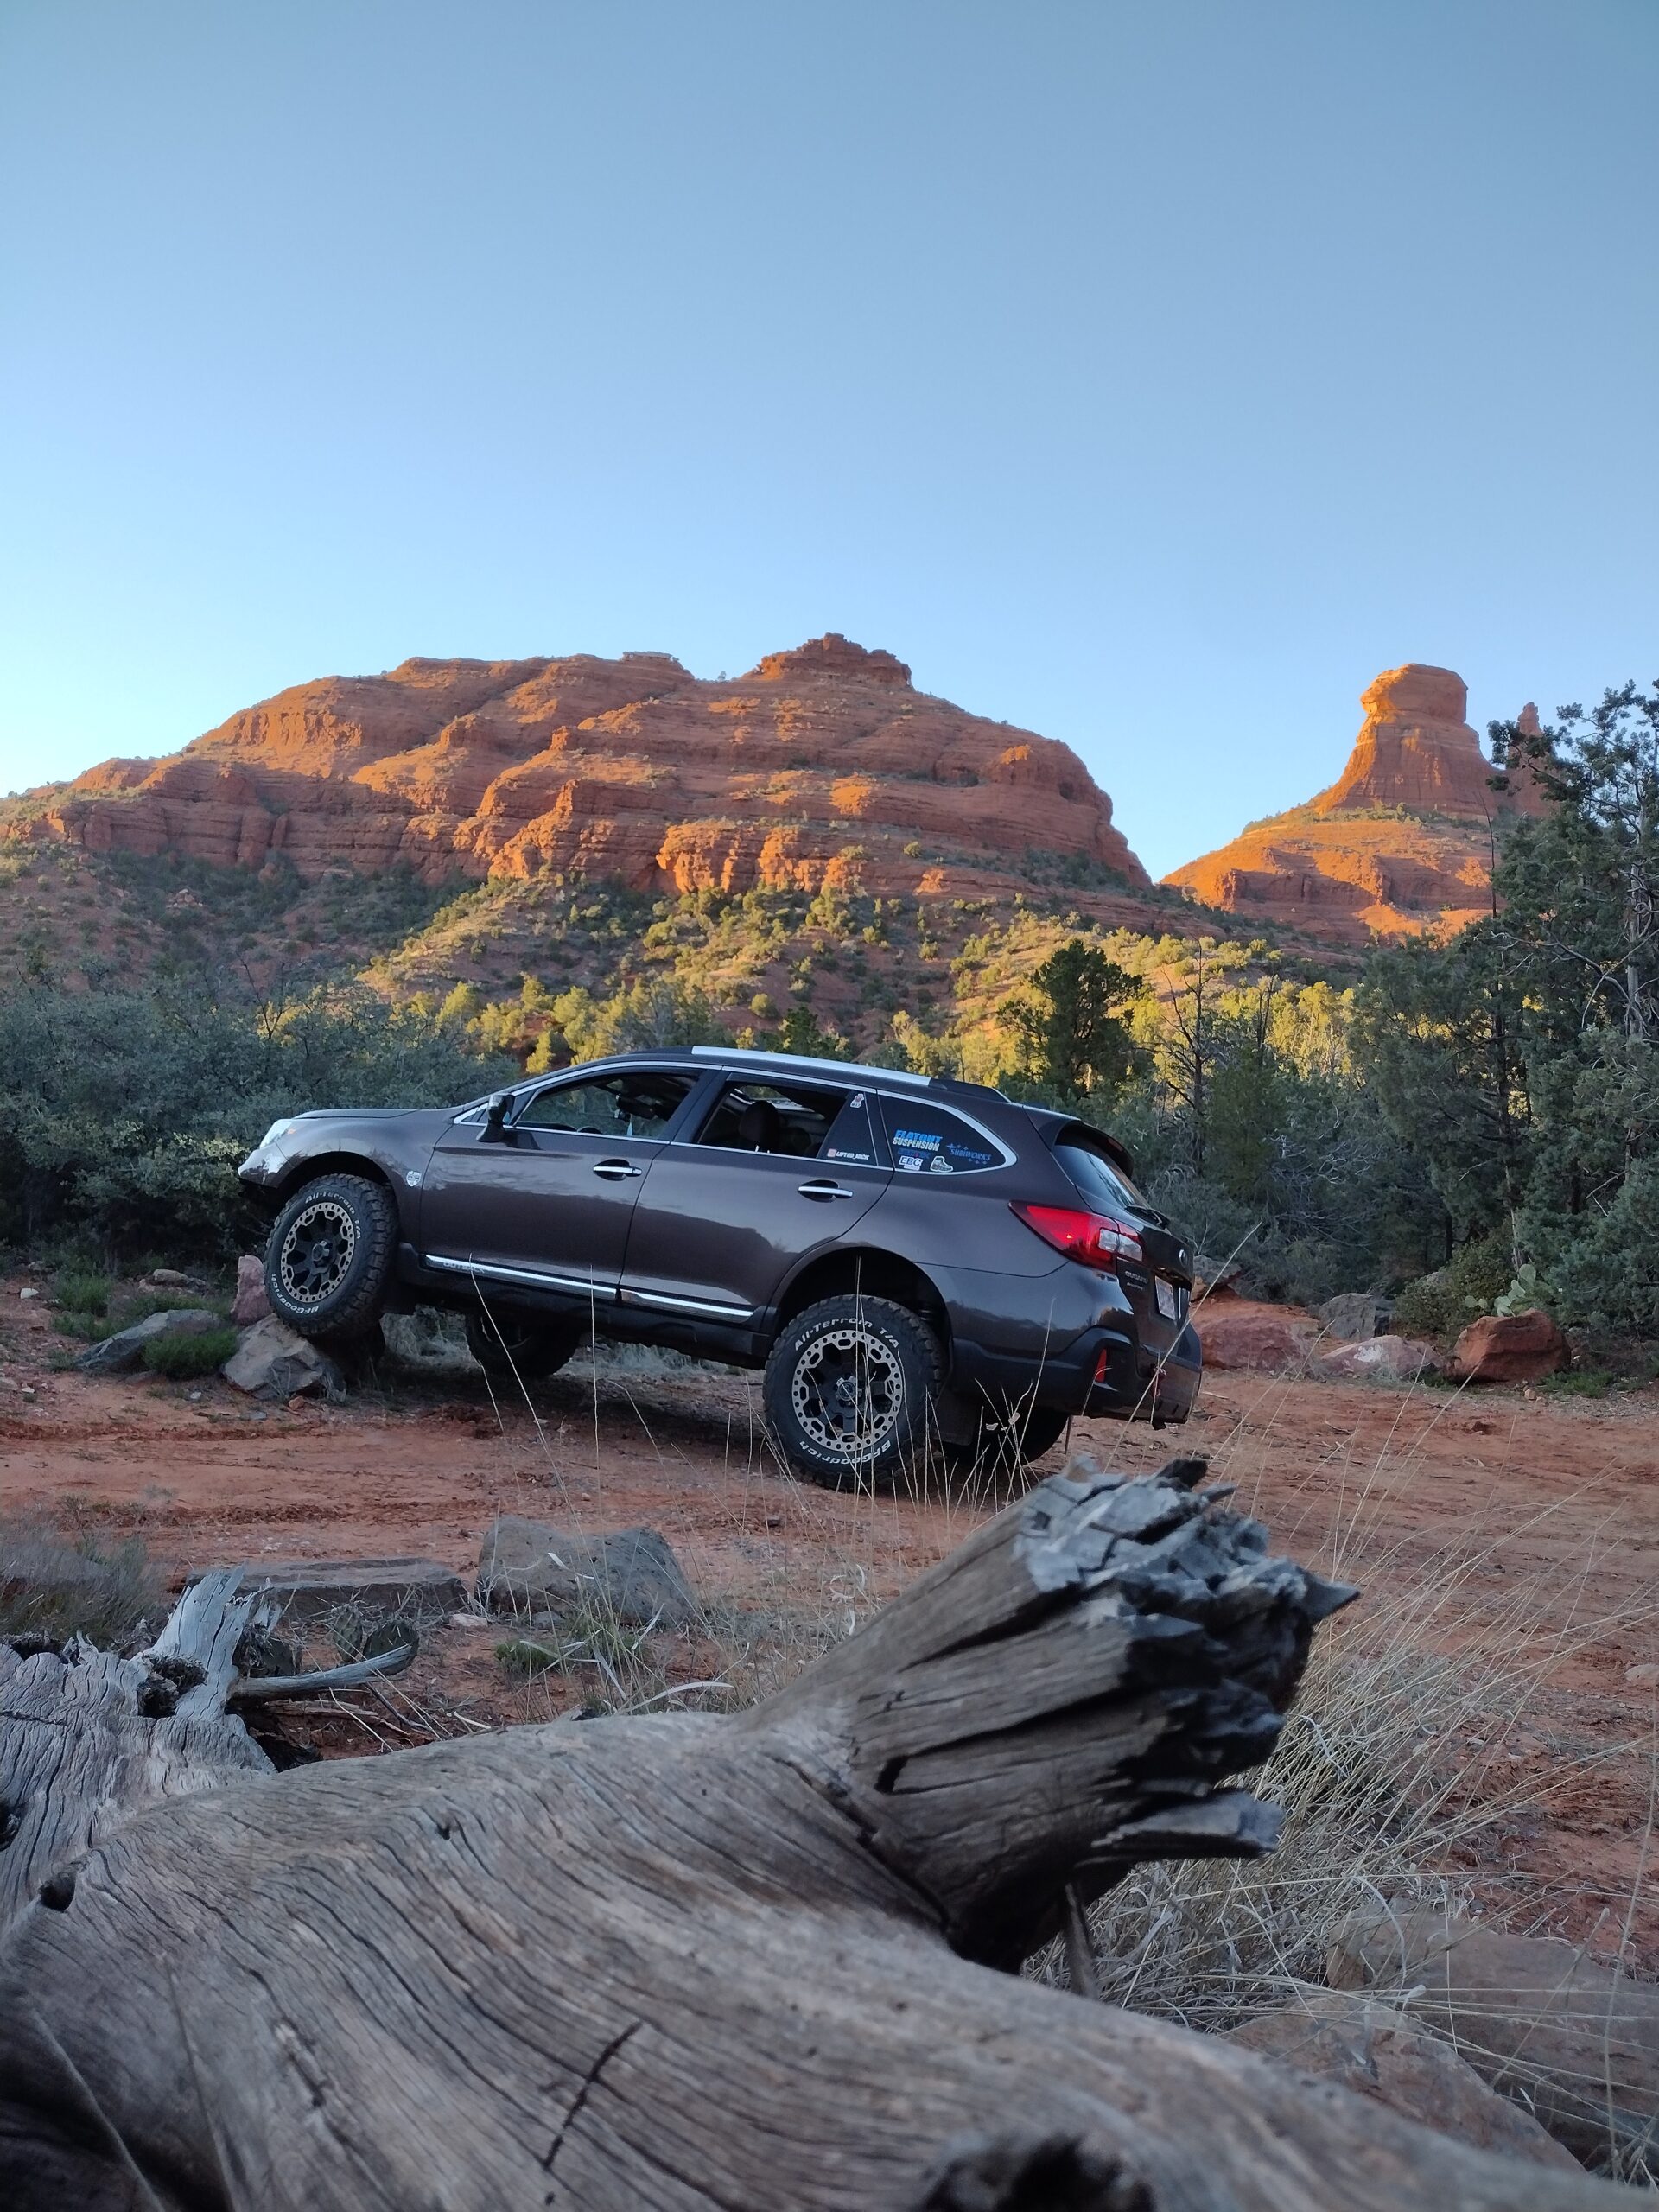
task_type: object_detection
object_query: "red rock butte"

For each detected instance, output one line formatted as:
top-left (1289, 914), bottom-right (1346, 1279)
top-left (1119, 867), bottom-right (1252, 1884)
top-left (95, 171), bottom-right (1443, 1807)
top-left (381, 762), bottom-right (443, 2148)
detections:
top-left (5, 635), bottom-right (1152, 905)
top-left (1162, 663), bottom-right (1545, 944)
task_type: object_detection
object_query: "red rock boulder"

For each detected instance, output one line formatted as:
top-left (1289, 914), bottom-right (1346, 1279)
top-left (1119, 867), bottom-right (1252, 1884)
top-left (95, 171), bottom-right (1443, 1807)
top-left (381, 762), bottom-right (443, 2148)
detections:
top-left (1193, 1296), bottom-right (1316, 1374)
top-left (232, 1254), bottom-right (271, 1328)
top-left (1446, 1309), bottom-right (1567, 1384)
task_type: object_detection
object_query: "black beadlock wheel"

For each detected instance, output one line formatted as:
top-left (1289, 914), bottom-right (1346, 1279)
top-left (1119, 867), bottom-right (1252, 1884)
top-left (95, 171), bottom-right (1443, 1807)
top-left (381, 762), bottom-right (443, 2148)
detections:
top-left (763, 1294), bottom-right (944, 1491)
top-left (464, 1309), bottom-right (582, 1382)
top-left (264, 1173), bottom-right (398, 1341)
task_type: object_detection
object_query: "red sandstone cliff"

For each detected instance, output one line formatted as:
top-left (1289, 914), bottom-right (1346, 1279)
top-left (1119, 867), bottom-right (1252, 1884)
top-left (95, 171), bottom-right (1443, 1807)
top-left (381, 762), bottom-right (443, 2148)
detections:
top-left (7, 636), bottom-right (1150, 903)
top-left (1162, 664), bottom-right (1542, 944)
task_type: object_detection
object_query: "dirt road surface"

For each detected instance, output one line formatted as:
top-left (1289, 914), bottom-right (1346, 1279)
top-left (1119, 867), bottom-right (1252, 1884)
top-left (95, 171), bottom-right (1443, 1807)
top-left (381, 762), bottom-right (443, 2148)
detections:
top-left (3, 1276), bottom-right (1656, 1965)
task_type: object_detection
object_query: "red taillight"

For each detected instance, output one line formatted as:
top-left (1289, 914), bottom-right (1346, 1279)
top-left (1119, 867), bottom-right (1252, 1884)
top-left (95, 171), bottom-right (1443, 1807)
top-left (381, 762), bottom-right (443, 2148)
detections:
top-left (1011, 1202), bottom-right (1144, 1272)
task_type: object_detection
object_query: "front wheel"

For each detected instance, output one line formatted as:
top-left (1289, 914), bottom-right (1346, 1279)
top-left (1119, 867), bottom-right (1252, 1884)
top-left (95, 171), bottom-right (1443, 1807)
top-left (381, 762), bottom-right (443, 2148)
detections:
top-left (763, 1294), bottom-right (943, 1490)
top-left (264, 1173), bottom-right (397, 1340)
top-left (465, 1309), bottom-right (582, 1382)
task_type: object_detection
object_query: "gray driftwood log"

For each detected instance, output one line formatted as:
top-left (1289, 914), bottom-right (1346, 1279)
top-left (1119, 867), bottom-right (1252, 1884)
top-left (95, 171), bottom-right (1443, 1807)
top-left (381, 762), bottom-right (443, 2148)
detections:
top-left (0, 1462), bottom-right (1623, 2209)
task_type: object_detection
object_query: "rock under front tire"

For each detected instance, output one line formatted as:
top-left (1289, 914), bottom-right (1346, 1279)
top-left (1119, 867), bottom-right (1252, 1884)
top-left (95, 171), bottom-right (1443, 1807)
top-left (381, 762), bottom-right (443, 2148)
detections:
top-left (464, 1310), bottom-right (582, 1382)
top-left (763, 1294), bottom-right (943, 1489)
top-left (264, 1173), bottom-right (398, 1342)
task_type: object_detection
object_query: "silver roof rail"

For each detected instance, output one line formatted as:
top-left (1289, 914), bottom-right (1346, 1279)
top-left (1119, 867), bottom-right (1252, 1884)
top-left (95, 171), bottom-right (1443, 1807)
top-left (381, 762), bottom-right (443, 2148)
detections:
top-left (688, 1044), bottom-right (930, 1089)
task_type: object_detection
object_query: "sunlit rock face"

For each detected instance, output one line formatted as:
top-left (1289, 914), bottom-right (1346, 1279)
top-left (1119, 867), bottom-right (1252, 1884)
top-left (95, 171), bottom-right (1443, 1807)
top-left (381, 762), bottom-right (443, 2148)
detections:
top-left (1163, 663), bottom-right (1545, 945)
top-left (10, 635), bottom-right (1151, 903)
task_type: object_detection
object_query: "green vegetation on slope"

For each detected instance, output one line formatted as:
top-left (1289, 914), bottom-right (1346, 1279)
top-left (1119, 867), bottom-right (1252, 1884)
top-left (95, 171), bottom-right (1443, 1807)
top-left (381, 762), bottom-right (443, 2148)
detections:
top-left (3, 678), bottom-right (1654, 1353)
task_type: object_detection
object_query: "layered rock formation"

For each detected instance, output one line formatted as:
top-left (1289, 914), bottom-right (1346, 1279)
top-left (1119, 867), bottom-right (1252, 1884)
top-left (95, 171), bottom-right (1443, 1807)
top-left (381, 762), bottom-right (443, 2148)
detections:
top-left (7, 637), bottom-right (1149, 903)
top-left (1163, 664), bottom-right (1542, 944)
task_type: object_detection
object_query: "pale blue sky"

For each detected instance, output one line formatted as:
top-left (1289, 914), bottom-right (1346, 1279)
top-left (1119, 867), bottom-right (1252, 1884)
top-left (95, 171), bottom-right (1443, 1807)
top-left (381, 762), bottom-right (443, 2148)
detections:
top-left (2, 1), bottom-right (1653, 876)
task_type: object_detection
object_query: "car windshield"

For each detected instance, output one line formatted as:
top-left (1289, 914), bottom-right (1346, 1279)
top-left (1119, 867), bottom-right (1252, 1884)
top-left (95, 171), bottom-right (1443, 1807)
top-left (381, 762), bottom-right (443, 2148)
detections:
top-left (1055, 1135), bottom-right (1149, 1217)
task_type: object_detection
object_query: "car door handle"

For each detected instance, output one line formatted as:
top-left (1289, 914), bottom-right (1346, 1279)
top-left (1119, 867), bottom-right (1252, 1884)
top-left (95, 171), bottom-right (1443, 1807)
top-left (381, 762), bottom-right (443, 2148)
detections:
top-left (592, 1159), bottom-right (644, 1181)
top-left (798, 1179), bottom-right (855, 1200)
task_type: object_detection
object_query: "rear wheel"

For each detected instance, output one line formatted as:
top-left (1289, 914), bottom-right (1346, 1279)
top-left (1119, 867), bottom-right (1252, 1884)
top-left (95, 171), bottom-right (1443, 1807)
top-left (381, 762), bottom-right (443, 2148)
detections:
top-left (763, 1294), bottom-right (943, 1490)
top-left (464, 1309), bottom-right (582, 1382)
top-left (264, 1173), bottom-right (397, 1341)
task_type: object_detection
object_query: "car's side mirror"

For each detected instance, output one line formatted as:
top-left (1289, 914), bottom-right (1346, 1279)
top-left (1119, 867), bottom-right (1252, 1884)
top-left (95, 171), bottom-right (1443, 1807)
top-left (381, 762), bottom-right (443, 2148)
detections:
top-left (482, 1091), bottom-right (516, 1140)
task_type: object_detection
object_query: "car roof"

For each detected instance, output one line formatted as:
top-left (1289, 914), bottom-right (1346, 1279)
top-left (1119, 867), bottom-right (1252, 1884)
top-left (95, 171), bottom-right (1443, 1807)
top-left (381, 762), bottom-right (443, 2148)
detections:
top-left (672, 1044), bottom-right (1007, 1104)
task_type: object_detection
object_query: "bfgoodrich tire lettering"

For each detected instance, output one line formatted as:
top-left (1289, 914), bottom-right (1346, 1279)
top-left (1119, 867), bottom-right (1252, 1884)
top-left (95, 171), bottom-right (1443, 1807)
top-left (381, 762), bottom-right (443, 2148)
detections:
top-left (763, 1294), bottom-right (943, 1490)
top-left (264, 1173), bottom-right (398, 1341)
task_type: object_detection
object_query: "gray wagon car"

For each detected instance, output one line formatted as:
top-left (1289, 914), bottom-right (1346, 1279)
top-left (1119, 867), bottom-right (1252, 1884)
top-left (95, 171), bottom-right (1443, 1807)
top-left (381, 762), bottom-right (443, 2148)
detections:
top-left (238, 1046), bottom-right (1200, 1485)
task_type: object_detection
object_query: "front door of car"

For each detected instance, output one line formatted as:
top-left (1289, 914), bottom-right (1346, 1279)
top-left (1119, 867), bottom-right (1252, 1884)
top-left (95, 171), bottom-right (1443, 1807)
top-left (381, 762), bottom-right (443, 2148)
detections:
top-left (421, 1068), bottom-right (702, 1304)
top-left (621, 1077), bottom-right (892, 1323)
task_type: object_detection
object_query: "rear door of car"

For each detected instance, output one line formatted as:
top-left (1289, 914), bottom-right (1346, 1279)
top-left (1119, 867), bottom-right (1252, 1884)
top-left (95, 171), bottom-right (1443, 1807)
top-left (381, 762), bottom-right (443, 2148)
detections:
top-left (620, 1075), bottom-right (892, 1324)
top-left (420, 1067), bottom-right (702, 1302)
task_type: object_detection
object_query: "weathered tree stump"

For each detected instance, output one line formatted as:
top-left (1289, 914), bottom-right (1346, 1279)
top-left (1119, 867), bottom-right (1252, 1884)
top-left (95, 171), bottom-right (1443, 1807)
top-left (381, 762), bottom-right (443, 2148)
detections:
top-left (0, 1463), bottom-right (1623, 2209)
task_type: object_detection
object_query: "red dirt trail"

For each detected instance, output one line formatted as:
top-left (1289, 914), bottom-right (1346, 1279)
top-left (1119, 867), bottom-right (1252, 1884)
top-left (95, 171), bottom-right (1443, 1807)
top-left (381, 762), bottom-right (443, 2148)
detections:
top-left (3, 1276), bottom-right (1656, 1963)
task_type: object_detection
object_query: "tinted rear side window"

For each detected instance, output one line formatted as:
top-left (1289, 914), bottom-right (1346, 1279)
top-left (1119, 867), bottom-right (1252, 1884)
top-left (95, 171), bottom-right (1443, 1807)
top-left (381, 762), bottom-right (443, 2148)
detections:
top-left (696, 1080), bottom-right (831, 1155)
top-left (1056, 1137), bottom-right (1147, 1215)
top-left (880, 1099), bottom-right (1006, 1176)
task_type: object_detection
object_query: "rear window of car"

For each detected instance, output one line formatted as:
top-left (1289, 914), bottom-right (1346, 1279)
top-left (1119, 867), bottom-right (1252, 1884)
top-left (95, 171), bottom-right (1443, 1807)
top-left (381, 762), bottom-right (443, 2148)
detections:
top-left (1055, 1135), bottom-right (1147, 1215)
top-left (696, 1080), bottom-right (884, 1165)
top-left (880, 1098), bottom-right (1006, 1176)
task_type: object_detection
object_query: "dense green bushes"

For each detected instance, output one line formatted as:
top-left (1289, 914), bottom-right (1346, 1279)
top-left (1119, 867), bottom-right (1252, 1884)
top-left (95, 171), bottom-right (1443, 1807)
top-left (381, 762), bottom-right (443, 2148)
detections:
top-left (0, 978), bottom-right (513, 1262)
top-left (3, 678), bottom-right (1650, 1345)
top-left (1357, 683), bottom-right (1659, 1340)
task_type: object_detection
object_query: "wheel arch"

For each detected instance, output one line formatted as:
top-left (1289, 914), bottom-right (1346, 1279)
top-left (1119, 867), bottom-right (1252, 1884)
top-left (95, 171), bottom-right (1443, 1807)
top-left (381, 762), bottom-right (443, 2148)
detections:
top-left (272, 1153), bottom-right (399, 1207)
top-left (772, 1245), bottom-right (951, 1353)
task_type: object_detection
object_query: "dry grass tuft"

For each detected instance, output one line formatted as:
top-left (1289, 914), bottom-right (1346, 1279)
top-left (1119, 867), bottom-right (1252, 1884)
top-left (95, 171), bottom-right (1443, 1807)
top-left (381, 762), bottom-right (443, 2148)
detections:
top-left (0, 1517), bottom-right (167, 1651)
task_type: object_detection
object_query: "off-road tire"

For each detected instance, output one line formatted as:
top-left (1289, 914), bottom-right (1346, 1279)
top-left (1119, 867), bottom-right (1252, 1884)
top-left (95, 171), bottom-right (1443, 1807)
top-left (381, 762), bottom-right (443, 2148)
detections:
top-left (941, 1397), bottom-right (1071, 1480)
top-left (264, 1173), bottom-right (398, 1342)
top-left (464, 1310), bottom-right (582, 1383)
top-left (764, 1294), bottom-right (944, 1491)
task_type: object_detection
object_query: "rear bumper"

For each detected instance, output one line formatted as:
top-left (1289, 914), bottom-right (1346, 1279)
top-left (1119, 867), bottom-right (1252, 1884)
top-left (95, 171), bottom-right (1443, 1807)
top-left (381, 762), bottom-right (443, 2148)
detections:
top-left (1084, 1323), bottom-right (1201, 1425)
top-left (948, 1319), bottom-right (1201, 1427)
